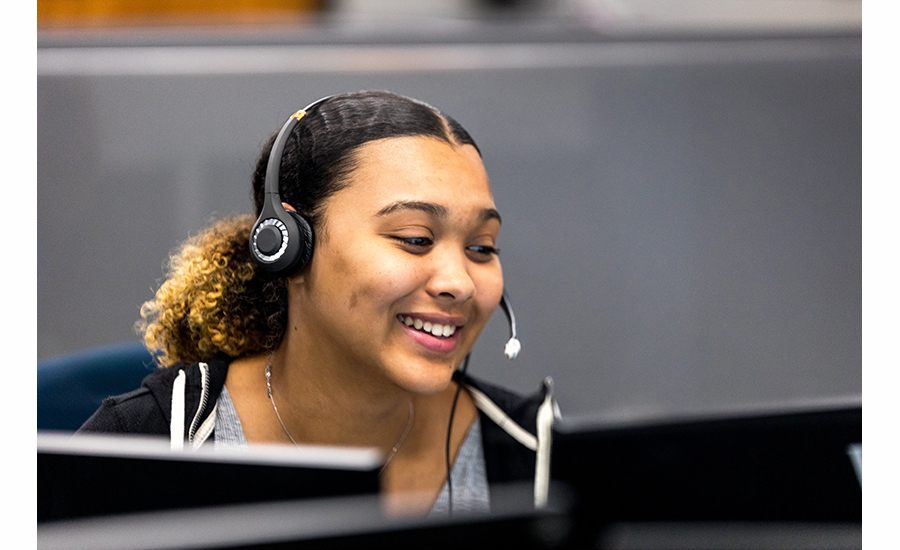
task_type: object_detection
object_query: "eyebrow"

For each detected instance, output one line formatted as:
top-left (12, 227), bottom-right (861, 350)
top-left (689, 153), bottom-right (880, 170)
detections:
top-left (376, 200), bottom-right (502, 225)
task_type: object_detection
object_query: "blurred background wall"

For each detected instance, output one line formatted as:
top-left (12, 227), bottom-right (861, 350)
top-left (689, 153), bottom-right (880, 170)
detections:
top-left (37, 0), bottom-right (861, 419)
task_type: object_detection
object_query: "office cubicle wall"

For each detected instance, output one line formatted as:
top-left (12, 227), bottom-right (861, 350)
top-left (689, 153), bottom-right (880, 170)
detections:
top-left (37, 29), bottom-right (861, 418)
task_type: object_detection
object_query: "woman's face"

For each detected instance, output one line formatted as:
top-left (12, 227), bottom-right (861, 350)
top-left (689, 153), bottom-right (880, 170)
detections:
top-left (290, 135), bottom-right (503, 395)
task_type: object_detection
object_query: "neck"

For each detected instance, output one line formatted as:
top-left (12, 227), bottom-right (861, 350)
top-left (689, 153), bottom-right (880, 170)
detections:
top-left (225, 340), bottom-right (479, 514)
top-left (265, 330), bottom-right (415, 450)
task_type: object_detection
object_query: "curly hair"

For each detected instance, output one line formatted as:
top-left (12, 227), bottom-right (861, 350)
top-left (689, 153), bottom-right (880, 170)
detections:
top-left (138, 91), bottom-right (479, 367)
top-left (138, 215), bottom-right (286, 367)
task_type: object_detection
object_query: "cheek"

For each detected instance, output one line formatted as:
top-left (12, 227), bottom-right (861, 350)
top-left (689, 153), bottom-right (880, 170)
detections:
top-left (473, 264), bottom-right (504, 316)
top-left (320, 242), bottom-right (424, 312)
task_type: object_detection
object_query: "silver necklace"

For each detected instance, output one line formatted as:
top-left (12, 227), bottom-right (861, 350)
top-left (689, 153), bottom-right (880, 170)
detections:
top-left (264, 359), bottom-right (415, 474)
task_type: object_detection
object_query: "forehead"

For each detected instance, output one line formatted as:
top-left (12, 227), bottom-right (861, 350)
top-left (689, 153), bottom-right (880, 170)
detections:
top-left (334, 135), bottom-right (494, 214)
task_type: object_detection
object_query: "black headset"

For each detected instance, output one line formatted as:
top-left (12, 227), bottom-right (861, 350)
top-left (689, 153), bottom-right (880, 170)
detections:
top-left (249, 96), bottom-right (332, 277)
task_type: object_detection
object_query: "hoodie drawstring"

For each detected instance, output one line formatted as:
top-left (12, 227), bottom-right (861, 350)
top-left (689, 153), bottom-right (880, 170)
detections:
top-left (170, 370), bottom-right (186, 451)
top-left (534, 377), bottom-right (555, 508)
top-left (468, 377), bottom-right (556, 509)
top-left (467, 385), bottom-right (538, 451)
top-left (170, 363), bottom-right (215, 451)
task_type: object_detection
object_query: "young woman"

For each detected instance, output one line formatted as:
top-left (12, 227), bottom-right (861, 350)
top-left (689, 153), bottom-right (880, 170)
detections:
top-left (79, 91), bottom-right (556, 515)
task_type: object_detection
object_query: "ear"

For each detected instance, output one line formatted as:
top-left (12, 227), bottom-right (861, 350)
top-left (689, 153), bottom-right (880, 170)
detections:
top-left (281, 202), bottom-right (309, 284)
top-left (288, 271), bottom-right (306, 285)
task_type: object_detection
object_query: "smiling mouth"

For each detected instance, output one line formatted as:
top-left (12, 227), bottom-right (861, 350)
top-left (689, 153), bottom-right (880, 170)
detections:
top-left (397, 315), bottom-right (458, 339)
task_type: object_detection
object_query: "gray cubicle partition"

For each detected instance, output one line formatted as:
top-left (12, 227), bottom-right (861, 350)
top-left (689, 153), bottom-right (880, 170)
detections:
top-left (37, 25), bottom-right (860, 418)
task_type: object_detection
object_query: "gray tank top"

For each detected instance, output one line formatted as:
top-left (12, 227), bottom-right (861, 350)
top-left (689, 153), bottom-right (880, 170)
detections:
top-left (213, 386), bottom-right (490, 514)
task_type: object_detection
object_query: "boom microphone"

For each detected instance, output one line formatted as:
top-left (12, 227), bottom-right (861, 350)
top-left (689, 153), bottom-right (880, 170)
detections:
top-left (499, 291), bottom-right (520, 360)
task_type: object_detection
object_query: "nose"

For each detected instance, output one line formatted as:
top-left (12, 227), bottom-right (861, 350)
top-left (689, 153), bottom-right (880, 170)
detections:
top-left (425, 246), bottom-right (476, 302)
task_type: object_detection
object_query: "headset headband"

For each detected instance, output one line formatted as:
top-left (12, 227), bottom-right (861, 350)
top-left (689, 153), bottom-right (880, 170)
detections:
top-left (264, 95), bottom-right (333, 201)
top-left (250, 95), bottom-right (333, 275)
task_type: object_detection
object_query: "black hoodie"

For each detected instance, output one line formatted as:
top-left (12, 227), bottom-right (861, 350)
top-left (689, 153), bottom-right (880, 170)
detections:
top-left (78, 359), bottom-right (556, 507)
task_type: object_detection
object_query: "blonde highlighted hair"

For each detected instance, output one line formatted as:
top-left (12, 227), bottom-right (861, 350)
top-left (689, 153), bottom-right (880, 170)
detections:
top-left (138, 215), bottom-right (287, 367)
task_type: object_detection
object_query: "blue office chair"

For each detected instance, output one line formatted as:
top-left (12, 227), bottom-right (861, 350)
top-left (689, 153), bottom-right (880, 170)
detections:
top-left (37, 341), bottom-right (157, 432)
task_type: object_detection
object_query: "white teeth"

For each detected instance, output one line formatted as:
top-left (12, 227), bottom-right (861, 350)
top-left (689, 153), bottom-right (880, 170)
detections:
top-left (399, 315), bottom-right (458, 339)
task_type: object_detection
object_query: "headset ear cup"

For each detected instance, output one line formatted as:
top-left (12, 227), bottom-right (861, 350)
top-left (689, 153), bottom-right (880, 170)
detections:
top-left (287, 210), bottom-right (314, 274)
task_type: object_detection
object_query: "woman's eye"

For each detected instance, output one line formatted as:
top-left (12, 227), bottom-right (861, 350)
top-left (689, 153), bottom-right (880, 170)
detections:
top-left (394, 236), bottom-right (433, 249)
top-left (466, 245), bottom-right (500, 260)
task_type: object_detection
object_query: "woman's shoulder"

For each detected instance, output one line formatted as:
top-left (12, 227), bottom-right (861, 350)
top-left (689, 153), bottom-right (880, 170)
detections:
top-left (456, 372), bottom-right (556, 485)
top-left (456, 372), bottom-right (553, 429)
top-left (77, 358), bottom-right (231, 436)
top-left (76, 384), bottom-right (166, 435)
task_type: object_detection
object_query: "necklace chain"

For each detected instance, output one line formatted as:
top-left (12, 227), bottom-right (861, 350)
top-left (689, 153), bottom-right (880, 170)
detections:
top-left (264, 358), bottom-right (414, 474)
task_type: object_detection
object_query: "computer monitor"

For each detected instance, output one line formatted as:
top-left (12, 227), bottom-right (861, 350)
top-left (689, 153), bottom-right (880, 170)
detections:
top-left (38, 431), bottom-right (382, 522)
top-left (551, 402), bottom-right (861, 525)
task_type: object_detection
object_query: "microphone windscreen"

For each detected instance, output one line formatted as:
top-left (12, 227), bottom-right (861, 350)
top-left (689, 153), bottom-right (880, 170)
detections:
top-left (504, 338), bottom-right (521, 360)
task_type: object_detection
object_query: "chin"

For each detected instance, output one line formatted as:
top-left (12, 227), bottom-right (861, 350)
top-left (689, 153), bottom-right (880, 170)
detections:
top-left (391, 357), bottom-right (458, 395)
